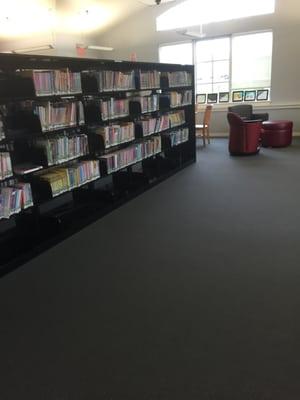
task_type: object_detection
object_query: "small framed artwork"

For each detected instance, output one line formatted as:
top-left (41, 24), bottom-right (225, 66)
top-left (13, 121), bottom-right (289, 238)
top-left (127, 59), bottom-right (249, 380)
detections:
top-left (232, 91), bottom-right (244, 102)
top-left (256, 89), bottom-right (269, 101)
top-left (244, 90), bottom-right (256, 102)
top-left (219, 92), bottom-right (230, 103)
top-left (196, 94), bottom-right (206, 104)
top-left (207, 93), bottom-right (218, 103)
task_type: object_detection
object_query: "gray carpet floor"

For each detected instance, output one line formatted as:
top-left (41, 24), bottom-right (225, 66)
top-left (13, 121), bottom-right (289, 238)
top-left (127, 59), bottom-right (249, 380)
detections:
top-left (1, 139), bottom-right (300, 399)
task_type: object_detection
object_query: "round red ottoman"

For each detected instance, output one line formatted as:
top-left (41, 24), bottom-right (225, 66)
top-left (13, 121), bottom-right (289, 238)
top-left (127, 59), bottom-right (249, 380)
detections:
top-left (261, 120), bottom-right (293, 148)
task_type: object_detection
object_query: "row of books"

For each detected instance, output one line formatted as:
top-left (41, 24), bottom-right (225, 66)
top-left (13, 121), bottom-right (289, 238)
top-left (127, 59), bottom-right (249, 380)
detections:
top-left (169, 110), bottom-right (186, 128)
top-left (139, 70), bottom-right (160, 89)
top-left (33, 133), bottom-right (89, 166)
top-left (169, 90), bottom-right (193, 108)
top-left (26, 69), bottom-right (82, 96)
top-left (101, 98), bottom-right (129, 121)
top-left (100, 136), bottom-right (162, 174)
top-left (0, 105), bottom-right (7, 141)
top-left (131, 94), bottom-right (159, 113)
top-left (36, 160), bottom-right (100, 198)
top-left (167, 71), bottom-right (192, 88)
top-left (98, 70), bottom-right (136, 92)
top-left (138, 115), bottom-right (169, 137)
top-left (95, 123), bottom-right (135, 149)
top-left (35, 100), bottom-right (85, 132)
top-left (167, 128), bottom-right (189, 147)
top-left (0, 121), bottom-right (5, 141)
top-left (0, 152), bottom-right (13, 180)
top-left (138, 110), bottom-right (186, 136)
top-left (0, 181), bottom-right (33, 219)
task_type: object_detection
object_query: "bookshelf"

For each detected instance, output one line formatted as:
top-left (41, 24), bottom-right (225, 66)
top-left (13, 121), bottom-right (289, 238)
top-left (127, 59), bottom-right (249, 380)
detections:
top-left (0, 53), bottom-right (195, 276)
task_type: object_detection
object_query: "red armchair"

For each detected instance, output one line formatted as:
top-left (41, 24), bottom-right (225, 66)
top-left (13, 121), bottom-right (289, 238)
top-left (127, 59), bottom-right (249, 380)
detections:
top-left (227, 112), bottom-right (262, 155)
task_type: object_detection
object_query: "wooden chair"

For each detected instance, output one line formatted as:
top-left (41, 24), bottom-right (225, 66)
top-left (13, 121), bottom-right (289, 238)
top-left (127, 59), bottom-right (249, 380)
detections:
top-left (195, 104), bottom-right (213, 146)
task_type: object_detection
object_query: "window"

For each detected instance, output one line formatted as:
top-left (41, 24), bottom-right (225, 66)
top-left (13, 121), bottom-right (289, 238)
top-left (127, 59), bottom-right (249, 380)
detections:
top-left (231, 32), bottom-right (273, 89)
top-left (159, 31), bottom-right (273, 102)
top-left (157, 0), bottom-right (275, 31)
top-left (195, 37), bottom-right (230, 94)
top-left (159, 42), bottom-right (193, 65)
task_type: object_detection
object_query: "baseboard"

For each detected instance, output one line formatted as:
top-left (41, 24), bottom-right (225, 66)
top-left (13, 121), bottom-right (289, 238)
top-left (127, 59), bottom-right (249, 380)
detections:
top-left (208, 132), bottom-right (300, 138)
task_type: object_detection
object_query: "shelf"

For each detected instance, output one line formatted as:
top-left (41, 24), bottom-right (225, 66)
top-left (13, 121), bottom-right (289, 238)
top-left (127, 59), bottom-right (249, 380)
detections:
top-left (0, 175), bottom-right (14, 183)
top-left (35, 173), bottom-right (101, 205)
top-left (13, 164), bottom-right (43, 175)
top-left (167, 85), bottom-right (193, 90)
top-left (0, 53), bottom-right (195, 275)
top-left (103, 151), bottom-right (162, 175)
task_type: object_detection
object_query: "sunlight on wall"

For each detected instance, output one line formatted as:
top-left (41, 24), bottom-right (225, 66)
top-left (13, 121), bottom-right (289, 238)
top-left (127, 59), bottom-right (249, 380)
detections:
top-left (0, 0), bottom-right (54, 37)
top-left (0, 0), bottom-right (113, 38)
top-left (57, 4), bottom-right (113, 34)
top-left (157, 0), bottom-right (275, 31)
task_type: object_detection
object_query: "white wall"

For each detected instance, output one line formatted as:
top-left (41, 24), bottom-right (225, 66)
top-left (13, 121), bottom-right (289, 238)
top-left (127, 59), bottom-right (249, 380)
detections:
top-left (92, 0), bottom-right (300, 133)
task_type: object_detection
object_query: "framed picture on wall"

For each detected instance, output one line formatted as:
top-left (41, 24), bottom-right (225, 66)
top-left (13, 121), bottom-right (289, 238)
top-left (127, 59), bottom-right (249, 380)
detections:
top-left (207, 93), bottom-right (218, 103)
top-left (232, 91), bottom-right (244, 102)
top-left (244, 90), bottom-right (256, 101)
top-left (196, 94), bottom-right (207, 104)
top-left (256, 89), bottom-right (269, 101)
top-left (219, 92), bottom-right (230, 103)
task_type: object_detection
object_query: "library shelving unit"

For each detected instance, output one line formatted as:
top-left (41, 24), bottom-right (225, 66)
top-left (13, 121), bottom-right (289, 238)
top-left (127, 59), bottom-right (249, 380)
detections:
top-left (0, 53), bottom-right (195, 276)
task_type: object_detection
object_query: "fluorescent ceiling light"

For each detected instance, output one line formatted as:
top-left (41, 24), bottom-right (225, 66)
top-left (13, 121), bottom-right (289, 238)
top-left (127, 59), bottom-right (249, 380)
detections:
top-left (87, 45), bottom-right (114, 51)
top-left (76, 44), bottom-right (114, 51)
top-left (12, 45), bottom-right (54, 53)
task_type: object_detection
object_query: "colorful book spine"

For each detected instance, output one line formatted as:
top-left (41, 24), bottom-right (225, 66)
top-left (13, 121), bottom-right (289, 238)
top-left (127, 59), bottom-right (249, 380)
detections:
top-left (167, 71), bottom-right (192, 87)
top-left (0, 182), bottom-right (33, 219)
top-left (38, 160), bottom-right (100, 198)
top-left (100, 136), bottom-right (161, 174)
top-left (100, 98), bottom-right (129, 121)
top-left (169, 90), bottom-right (193, 107)
top-left (167, 128), bottom-right (189, 147)
top-left (32, 69), bottom-right (82, 96)
top-left (35, 100), bottom-right (84, 132)
top-left (0, 152), bottom-right (13, 180)
top-left (168, 110), bottom-right (186, 128)
top-left (34, 134), bottom-right (89, 166)
top-left (139, 70), bottom-right (161, 89)
top-left (96, 123), bottom-right (135, 148)
top-left (0, 105), bottom-right (7, 141)
top-left (138, 114), bottom-right (171, 136)
top-left (131, 95), bottom-right (159, 113)
top-left (98, 71), bottom-right (136, 92)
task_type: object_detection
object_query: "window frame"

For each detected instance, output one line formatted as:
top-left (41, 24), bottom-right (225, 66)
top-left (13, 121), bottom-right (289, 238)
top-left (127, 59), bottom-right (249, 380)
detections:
top-left (159, 30), bottom-right (273, 104)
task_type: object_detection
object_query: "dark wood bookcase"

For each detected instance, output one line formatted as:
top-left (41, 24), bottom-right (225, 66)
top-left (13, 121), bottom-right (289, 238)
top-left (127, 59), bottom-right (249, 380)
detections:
top-left (0, 53), bottom-right (195, 276)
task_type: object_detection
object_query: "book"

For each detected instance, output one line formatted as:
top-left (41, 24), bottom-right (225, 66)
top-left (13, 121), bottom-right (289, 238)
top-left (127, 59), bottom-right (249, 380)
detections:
top-left (33, 133), bottom-right (89, 166)
top-left (169, 110), bottom-right (186, 128)
top-left (100, 135), bottom-right (162, 174)
top-left (34, 100), bottom-right (84, 132)
top-left (0, 105), bottom-right (7, 141)
top-left (0, 181), bottom-right (33, 219)
top-left (20, 69), bottom-right (82, 96)
top-left (139, 70), bottom-right (160, 89)
top-left (0, 152), bottom-right (13, 180)
top-left (167, 90), bottom-right (193, 108)
top-left (95, 123), bottom-right (135, 149)
top-left (36, 160), bottom-right (100, 197)
top-left (130, 94), bottom-right (159, 113)
top-left (165, 71), bottom-right (192, 88)
top-left (98, 70), bottom-right (136, 92)
top-left (165, 127), bottom-right (189, 147)
top-left (100, 98), bottom-right (129, 120)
